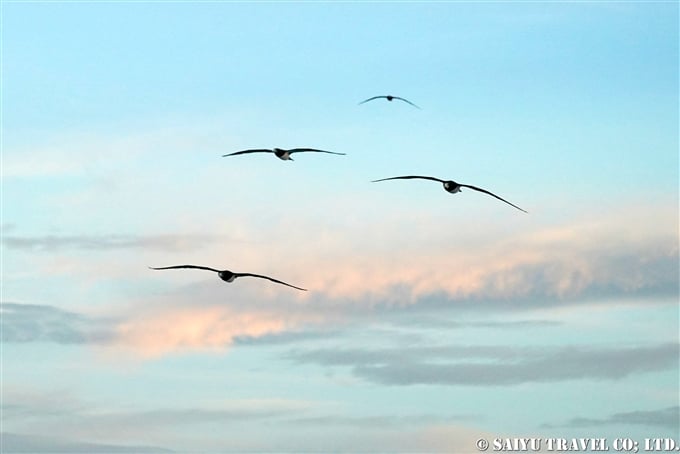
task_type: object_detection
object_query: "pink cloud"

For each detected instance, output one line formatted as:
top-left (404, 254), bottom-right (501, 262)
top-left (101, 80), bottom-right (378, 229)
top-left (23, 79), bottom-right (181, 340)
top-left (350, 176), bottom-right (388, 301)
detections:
top-left (33, 200), bottom-right (675, 357)
top-left (288, 202), bottom-right (678, 304)
top-left (115, 305), bottom-right (322, 357)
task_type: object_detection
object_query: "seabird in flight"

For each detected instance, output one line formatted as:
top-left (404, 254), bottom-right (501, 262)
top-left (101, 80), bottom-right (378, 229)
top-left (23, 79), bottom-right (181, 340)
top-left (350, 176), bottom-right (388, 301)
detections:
top-left (222, 148), bottom-right (345, 161)
top-left (149, 265), bottom-right (307, 291)
top-left (371, 175), bottom-right (527, 213)
top-left (358, 95), bottom-right (420, 109)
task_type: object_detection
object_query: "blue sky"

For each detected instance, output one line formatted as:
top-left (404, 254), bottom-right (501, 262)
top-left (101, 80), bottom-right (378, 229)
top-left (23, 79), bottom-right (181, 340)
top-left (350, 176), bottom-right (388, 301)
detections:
top-left (2, 1), bottom-right (678, 452)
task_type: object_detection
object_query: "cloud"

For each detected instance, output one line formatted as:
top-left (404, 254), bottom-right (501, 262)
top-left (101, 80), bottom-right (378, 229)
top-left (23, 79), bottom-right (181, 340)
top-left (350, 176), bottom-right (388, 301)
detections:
top-left (0, 300), bottom-right (326, 356)
top-left (543, 406), bottom-right (680, 429)
top-left (234, 328), bottom-right (344, 346)
top-left (2, 123), bottom-right (228, 179)
top-left (0, 303), bottom-right (116, 344)
top-left (115, 305), bottom-right (298, 356)
top-left (3, 200), bottom-right (676, 357)
top-left (377, 315), bottom-right (564, 330)
top-left (0, 385), bottom-right (492, 453)
top-left (0, 433), bottom-right (172, 453)
top-left (80, 406), bottom-right (304, 429)
top-left (274, 200), bottom-right (679, 309)
top-left (1, 301), bottom-right (568, 361)
top-left (2, 233), bottom-right (231, 252)
top-left (2, 387), bottom-right (314, 453)
top-left (288, 343), bottom-right (680, 386)
top-left (283, 413), bottom-right (478, 428)
top-left (300, 228), bottom-right (678, 310)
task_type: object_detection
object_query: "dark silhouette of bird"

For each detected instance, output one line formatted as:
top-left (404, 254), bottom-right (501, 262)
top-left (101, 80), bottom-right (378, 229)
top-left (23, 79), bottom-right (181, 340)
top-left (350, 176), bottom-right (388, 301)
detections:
top-left (372, 175), bottom-right (527, 213)
top-left (222, 148), bottom-right (345, 161)
top-left (358, 95), bottom-right (420, 109)
top-left (149, 265), bottom-right (307, 291)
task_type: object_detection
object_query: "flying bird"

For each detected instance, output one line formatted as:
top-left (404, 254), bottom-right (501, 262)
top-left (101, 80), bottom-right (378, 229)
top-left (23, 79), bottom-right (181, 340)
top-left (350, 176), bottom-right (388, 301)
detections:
top-left (371, 175), bottom-right (527, 213)
top-left (358, 95), bottom-right (420, 109)
top-left (149, 265), bottom-right (307, 291)
top-left (222, 147), bottom-right (345, 161)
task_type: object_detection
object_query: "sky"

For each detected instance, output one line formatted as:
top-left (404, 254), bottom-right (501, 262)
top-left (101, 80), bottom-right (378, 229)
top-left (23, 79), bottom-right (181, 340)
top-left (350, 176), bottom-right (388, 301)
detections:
top-left (1, 1), bottom-right (679, 453)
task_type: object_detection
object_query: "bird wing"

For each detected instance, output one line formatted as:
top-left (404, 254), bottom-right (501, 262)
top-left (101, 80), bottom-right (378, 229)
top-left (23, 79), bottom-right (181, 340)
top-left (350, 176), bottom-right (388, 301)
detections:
top-left (371, 175), bottom-right (445, 183)
top-left (222, 149), bottom-right (273, 157)
top-left (358, 96), bottom-right (387, 105)
top-left (460, 184), bottom-right (528, 213)
top-left (392, 97), bottom-right (421, 109)
top-left (235, 273), bottom-right (308, 291)
top-left (149, 265), bottom-right (221, 273)
top-left (288, 148), bottom-right (346, 155)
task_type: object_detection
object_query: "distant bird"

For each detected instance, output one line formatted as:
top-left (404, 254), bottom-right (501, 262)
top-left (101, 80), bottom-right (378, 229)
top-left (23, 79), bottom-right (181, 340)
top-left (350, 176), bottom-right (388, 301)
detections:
top-left (359, 95), bottom-right (420, 109)
top-left (149, 265), bottom-right (307, 291)
top-left (372, 175), bottom-right (527, 213)
top-left (222, 147), bottom-right (345, 161)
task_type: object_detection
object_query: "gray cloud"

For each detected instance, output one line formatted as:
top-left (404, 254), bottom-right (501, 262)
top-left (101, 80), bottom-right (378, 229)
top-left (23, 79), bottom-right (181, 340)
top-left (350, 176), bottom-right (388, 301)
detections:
top-left (543, 406), bottom-right (680, 429)
top-left (288, 343), bottom-right (680, 386)
top-left (2, 387), bottom-right (309, 451)
top-left (295, 247), bottom-right (679, 320)
top-left (0, 303), bottom-right (116, 345)
top-left (0, 432), bottom-right (172, 453)
top-left (380, 314), bottom-right (565, 330)
top-left (410, 251), bottom-right (678, 312)
top-left (284, 413), bottom-right (479, 428)
top-left (96, 407), bottom-right (298, 428)
top-left (2, 233), bottom-right (234, 252)
top-left (234, 328), bottom-right (343, 346)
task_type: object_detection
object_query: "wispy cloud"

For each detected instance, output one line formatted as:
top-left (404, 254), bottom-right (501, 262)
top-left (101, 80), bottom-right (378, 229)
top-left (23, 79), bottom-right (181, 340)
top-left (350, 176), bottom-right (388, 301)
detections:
top-left (232, 200), bottom-right (678, 312)
top-left (234, 328), bottom-right (344, 346)
top-left (0, 303), bottom-right (116, 345)
top-left (0, 301), bottom-right (325, 356)
top-left (543, 406), bottom-right (680, 429)
top-left (283, 413), bottom-right (478, 428)
top-left (3, 202), bottom-right (676, 357)
top-left (115, 305), bottom-right (317, 356)
top-left (301, 224), bottom-right (678, 308)
top-left (2, 233), bottom-right (231, 252)
top-left (288, 343), bottom-right (680, 386)
top-left (0, 433), bottom-right (172, 453)
top-left (2, 387), bottom-right (313, 453)
top-left (1, 385), bottom-right (491, 453)
top-left (3, 123), bottom-right (228, 179)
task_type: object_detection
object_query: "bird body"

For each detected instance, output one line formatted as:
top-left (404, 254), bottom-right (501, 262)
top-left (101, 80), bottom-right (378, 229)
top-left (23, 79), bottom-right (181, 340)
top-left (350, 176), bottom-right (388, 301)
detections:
top-left (273, 148), bottom-right (293, 160)
top-left (372, 175), bottom-right (527, 213)
top-left (217, 271), bottom-right (237, 282)
top-left (443, 181), bottom-right (462, 194)
top-left (359, 95), bottom-right (420, 109)
top-left (149, 265), bottom-right (307, 291)
top-left (223, 147), bottom-right (344, 161)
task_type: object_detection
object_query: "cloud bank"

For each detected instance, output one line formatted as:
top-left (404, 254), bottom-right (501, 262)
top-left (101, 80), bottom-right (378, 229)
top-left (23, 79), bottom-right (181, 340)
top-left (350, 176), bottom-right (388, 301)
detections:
top-left (288, 343), bottom-right (680, 386)
top-left (0, 303), bottom-right (115, 345)
top-left (3, 201), bottom-right (677, 356)
top-left (543, 406), bottom-right (680, 429)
